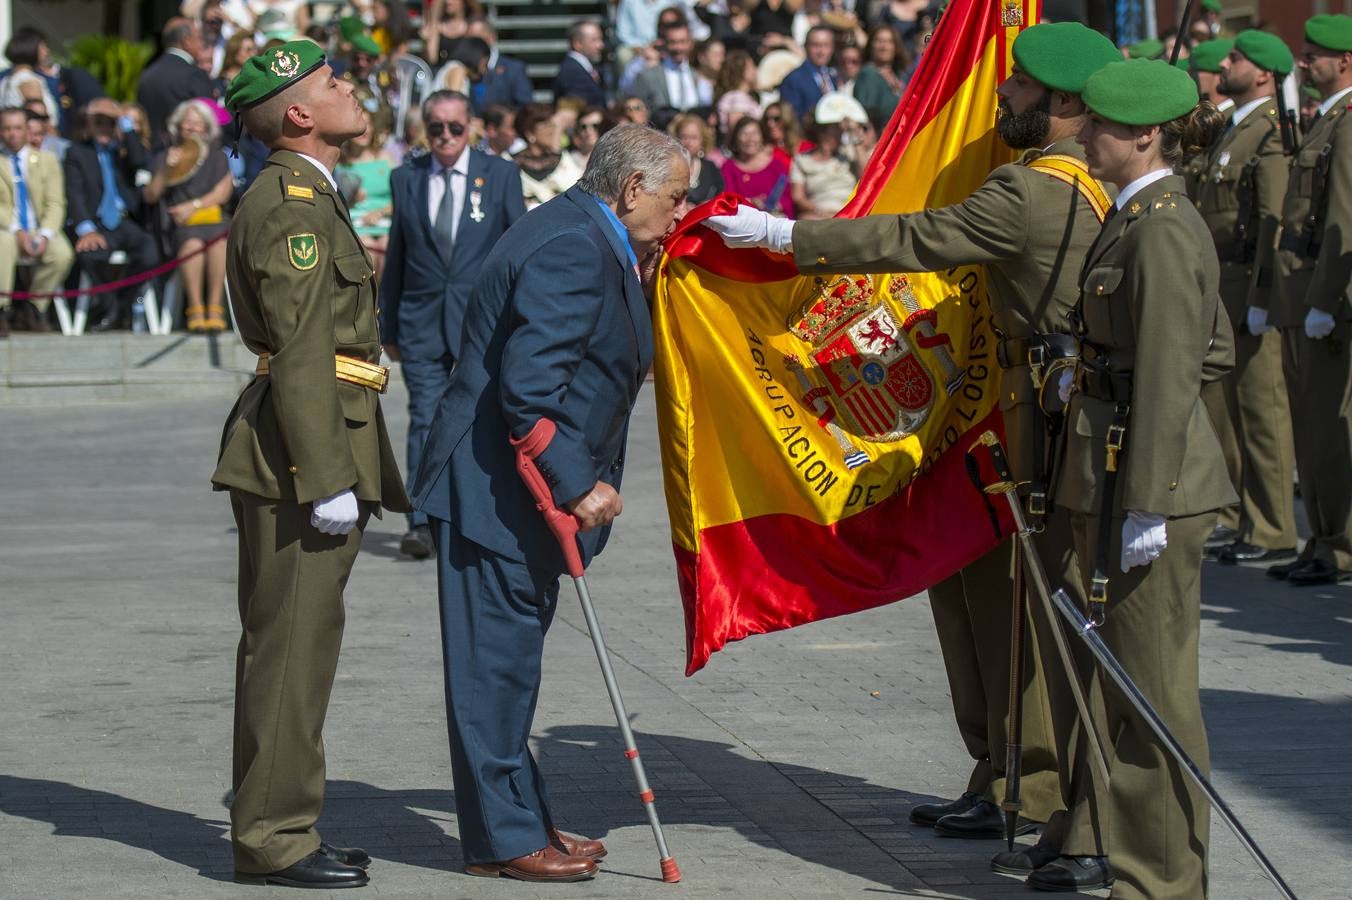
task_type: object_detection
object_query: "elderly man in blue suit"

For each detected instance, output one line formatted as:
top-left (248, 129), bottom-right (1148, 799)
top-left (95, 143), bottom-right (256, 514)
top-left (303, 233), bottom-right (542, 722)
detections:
top-left (380, 90), bottom-right (525, 559)
top-left (409, 124), bottom-right (689, 882)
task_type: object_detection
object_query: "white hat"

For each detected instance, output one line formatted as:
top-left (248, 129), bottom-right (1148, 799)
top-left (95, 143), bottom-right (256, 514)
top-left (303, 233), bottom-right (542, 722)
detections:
top-left (814, 91), bottom-right (869, 125)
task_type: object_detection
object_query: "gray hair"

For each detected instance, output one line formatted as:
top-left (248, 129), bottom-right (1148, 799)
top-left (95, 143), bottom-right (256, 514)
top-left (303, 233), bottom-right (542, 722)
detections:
top-left (167, 98), bottom-right (221, 144)
top-left (421, 90), bottom-right (469, 124)
top-left (577, 123), bottom-right (689, 202)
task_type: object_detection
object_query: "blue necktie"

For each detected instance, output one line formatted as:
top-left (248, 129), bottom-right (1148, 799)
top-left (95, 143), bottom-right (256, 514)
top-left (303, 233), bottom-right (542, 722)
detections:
top-left (11, 154), bottom-right (30, 232)
top-left (96, 145), bottom-right (124, 231)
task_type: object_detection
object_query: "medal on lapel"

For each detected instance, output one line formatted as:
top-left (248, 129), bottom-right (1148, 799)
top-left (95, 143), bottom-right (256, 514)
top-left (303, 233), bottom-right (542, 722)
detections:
top-left (469, 177), bottom-right (485, 222)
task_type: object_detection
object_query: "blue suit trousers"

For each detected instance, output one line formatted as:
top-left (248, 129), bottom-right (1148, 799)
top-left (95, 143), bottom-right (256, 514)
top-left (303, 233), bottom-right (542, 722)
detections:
top-left (401, 356), bottom-right (455, 529)
top-left (431, 518), bottom-right (560, 864)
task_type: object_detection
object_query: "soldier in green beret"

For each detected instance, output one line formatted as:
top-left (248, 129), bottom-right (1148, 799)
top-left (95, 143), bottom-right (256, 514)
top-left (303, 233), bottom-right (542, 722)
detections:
top-left (212, 41), bottom-right (409, 888)
top-left (1127, 38), bottom-right (1164, 60)
top-left (706, 20), bottom-right (1122, 870)
top-left (342, 33), bottom-right (395, 139)
top-left (1251, 14), bottom-right (1352, 586)
top-left (1189, 38), bottom-right (1236, 109)
top-left (1194, 30), bottom-right (1299, 567)
top-left (1041, 58), bottom-right (1233, 897)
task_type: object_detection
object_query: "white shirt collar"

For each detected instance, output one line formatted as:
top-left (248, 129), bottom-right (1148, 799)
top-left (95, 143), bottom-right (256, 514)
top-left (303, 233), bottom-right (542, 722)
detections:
top-left (567, 50), bottom-right (595, 73)
top-left (1318, 85), bottom-right (1352, 118)
top-left (1230, 95), bottom-right (1270, 127)
top-left (167, 47), bottom-right (196, 66)
top-left (1215, 97), bottom-right (1235, 113)
top-left (294, 152), bottom-right (338, 190)
top-left (488, 47), bottom-right (499, 69)
top-left (1114, 167), bottom-right (1173, 211)
top-left (431, 148), bottom-right (471, 178)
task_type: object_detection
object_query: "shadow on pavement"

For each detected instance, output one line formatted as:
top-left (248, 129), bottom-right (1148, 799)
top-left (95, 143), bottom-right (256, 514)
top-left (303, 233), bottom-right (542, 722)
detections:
top-left (1201, 561), bottom-right (1352, 669)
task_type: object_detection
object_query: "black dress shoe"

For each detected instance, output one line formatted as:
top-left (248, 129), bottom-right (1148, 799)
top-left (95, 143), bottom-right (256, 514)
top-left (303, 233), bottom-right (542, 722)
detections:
top-left (1267, 557), bottom-right (1310, 579)
top-left (991, 841), bottom-right (1059, 876)
top-left (1027, 855), bottom-right (1114, 892)
top-left (934, 799), bottom-right (1038, 838)
top-left (1217, 542), bottom-right (1297, 565)
top-left (909, 791), bottom-right (981, 826)
top-left (321, 842), bottom-right (371, 869)
top-left (1287, 559), bottom-right (1352, 586)
top-left (399, 524), bottom-right (434, 560)
top-left (1204, 525), bottom-right (1240, 550)
top-left (235, 849), bottom-right (369, 888)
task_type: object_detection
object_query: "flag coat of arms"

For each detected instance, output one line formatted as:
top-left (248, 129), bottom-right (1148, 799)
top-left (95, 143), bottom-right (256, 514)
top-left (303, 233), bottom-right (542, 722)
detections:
top-left (654, 0), bottom-right (1036, 674)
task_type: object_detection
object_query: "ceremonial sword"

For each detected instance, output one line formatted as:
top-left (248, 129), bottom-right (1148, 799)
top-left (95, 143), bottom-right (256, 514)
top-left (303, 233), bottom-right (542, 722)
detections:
top-left (970, 430), bottom-right (1297, 900)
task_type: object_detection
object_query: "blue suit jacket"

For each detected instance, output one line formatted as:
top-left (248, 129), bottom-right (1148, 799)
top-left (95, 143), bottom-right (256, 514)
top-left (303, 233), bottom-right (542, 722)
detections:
top-left (410, 186), bottom-right (653, 574)
top-left (479, 53), bottom-right (533, 112)
top-left (379, 150), bottom-right (525, 361)
top-left (551, 54), bottom-right (606, 107)
top-left (779, 62), bottom-right (837, 120)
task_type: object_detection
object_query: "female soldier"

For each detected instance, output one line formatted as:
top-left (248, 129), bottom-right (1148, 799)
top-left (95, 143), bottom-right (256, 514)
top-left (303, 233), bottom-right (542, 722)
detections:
top-left (1040, 58), bottom-right (1235, 898)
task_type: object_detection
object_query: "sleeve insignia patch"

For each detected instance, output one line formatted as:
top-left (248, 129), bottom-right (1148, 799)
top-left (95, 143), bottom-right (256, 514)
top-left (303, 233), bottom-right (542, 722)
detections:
top-left (287, 233), bottom-right (319, 271)
top-left (286, 184), bottom-right (315, 200)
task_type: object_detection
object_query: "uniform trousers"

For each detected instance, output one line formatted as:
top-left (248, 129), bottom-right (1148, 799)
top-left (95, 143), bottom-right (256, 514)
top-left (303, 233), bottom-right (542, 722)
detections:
top-left (400, 354), bottom-right (455, 530)
top-left (0, 229), bottom-right (73, 314)
top-left (431, 518), bottom-right (561, 864)
top-left (1282, 322), bottom-right (1352, 570)
top-left (1061, 511), bottom-right (1214, 900)
top-left (1202, 266), bottom-right (1296, 548)
top-left (927, 536), bottom-right (1061, 822)
top-left (229, 490), bottom-right (369, 873)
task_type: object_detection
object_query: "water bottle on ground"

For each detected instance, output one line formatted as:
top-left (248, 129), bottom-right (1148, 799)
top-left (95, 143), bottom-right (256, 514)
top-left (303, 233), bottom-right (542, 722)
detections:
top-left (131, 297), bottom-right (147, 334)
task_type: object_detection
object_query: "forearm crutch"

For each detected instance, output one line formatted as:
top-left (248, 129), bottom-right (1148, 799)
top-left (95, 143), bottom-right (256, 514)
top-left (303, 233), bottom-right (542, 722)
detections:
top-left (510, 418), bottom-right (681, 883)
top-left (971, 430), bottom-right (1296, 900)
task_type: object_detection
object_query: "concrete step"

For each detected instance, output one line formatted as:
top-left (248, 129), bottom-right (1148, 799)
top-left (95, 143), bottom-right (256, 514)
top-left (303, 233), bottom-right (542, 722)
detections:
top-left (1, 333), bottom-right (256, 404)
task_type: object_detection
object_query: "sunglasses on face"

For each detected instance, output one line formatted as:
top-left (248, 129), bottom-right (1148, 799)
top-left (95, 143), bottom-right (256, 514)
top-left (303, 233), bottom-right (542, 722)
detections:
top-left (426, 121), bottom-right (467, 138)
top-left (91, 114), bottom-right (117, 127)
top-left (575, 121), bottom-right (601, 132)
top-left (764, 114), bottom-right (782, 123)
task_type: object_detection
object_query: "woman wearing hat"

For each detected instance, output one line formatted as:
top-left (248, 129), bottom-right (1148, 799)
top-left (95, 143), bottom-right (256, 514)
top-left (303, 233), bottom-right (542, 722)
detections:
top-left (1045, 58), bottom-right (1234, 898)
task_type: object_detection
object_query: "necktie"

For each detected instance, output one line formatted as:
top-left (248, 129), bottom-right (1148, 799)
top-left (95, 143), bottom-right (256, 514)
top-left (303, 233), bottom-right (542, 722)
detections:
top-left (818, 68), bottom-right (833, 94)
top-left (11, 154), bottom-right (31, 232)
top-left (434, 167), bottom-right (457, 257)
top-left (96, 146), bottom-right (124, 231)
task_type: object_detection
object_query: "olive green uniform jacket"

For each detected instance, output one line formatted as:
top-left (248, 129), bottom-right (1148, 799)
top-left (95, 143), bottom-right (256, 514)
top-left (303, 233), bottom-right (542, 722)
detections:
top-left (211, 150), bottom-right (408, 512)
top-left (1193, 96), bottom-right (1296, 549)
top-left (794, 138), bottom-right (1109, 824)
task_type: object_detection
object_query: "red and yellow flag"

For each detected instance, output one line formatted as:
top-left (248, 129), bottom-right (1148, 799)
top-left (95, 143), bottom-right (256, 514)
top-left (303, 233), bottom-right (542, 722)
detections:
top-left (654, 0), bottom-right (1039, 674)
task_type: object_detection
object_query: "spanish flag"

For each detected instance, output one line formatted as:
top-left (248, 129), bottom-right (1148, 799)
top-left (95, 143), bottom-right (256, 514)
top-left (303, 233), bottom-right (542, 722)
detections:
top-left (655, 0), bottom-right (1039, 674)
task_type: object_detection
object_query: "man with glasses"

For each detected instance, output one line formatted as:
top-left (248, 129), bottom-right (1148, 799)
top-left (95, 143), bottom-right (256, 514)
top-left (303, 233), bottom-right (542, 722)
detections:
top-left (62, 98), bottom-right (158, 332)
top-left (380, 90), bottom-right (526, 560)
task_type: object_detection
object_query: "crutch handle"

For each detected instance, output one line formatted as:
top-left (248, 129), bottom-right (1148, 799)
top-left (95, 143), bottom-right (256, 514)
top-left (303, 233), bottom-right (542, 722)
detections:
top-left (510, 418), bottom-right (586, 578)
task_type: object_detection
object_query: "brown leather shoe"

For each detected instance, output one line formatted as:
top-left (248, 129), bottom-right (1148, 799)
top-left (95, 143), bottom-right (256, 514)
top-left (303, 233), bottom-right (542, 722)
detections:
top-left (551, 828), bottom-right (607, 860)
top-left (465, 845), bottom-right (597, 882)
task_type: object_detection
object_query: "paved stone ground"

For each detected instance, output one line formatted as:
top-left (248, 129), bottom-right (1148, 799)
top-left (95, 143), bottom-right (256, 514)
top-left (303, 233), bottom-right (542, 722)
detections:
top-left (2, 382), bottom-right (1349, 899)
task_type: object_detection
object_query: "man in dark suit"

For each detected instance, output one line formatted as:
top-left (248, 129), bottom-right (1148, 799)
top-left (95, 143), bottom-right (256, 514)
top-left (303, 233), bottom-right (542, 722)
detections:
top-left (467, 17), bottom-right (534, 113)
top-left (408, 124), bottom-right (689, 882)
top-left (136, 17), bottom-right (218, 150)
top-left (63, 97), bottom-right (158, 331)
top-left (631, 19), bottom-right (700, 114)
top-left (779, 26), bottom-right (839, 119)
top-left (380, 90), bottom-right (525, 559)
top-left (552, 19), bottom-right (607, 107)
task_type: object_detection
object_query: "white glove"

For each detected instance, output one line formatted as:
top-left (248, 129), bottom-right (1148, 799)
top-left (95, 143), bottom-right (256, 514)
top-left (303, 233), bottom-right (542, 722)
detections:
top-left (1246, 306), bottom-right (1271, 335)
top-left (1121, 510), bottom-right (1167, 573)
top-left (311, 488), bottom-right (359, 535)
top-left (1057, 368), bottom-right (1075, 404)
top-left (704, 203), bottom-right (796, 254)
top-left (1304, 308), bottom-right (1336, 340)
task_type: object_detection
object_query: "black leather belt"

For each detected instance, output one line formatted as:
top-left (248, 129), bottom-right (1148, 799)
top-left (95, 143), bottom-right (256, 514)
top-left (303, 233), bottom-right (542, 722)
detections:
top-left (996, 332), bottom-right (1078, 370)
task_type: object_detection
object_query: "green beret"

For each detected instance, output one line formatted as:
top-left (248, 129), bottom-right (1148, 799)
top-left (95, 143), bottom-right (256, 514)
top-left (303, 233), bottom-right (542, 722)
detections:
top-left (1234, 29), bottom-right (1293, 75)
top-left (225, 41), bottom-right (327, 113)
top-left (339, 15), bottom-right (367, 42)
top-left (1127, 38), bottom-right (1164, 59)
top-left (1189, 38), bottom-right (1233, 73)
top-left (350, 34), bottom-right (381, 57)
top-left (1173, 55), bottom-right (1191, 71)
top-left (1201, 0), bottom-right (1222, 12)
top-left (1083, 58), bottom-right (1200, 125)
top-left (1012, 22), bottom-right (1123, 95)
top-left (1306, 14), bottom-right (1352, 53)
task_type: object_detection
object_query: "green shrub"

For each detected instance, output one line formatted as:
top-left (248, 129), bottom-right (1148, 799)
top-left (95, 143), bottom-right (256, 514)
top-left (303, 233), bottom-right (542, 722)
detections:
top-left (65, 35), bottom-right (155, 103)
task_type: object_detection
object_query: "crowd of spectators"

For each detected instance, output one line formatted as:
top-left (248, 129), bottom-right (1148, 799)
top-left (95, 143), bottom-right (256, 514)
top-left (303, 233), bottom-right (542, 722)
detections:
top-left (0, 0), bottom-right (1239, 337)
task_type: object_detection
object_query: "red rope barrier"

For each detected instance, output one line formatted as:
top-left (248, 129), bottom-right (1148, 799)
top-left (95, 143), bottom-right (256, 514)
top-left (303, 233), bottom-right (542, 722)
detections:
top-left (0, 230), bottom-right (230, 301)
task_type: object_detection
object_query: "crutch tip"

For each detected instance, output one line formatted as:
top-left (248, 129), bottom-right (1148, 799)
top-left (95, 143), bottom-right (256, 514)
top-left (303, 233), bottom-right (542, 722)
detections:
top-left (660, 857), bottom-right (681, 883)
